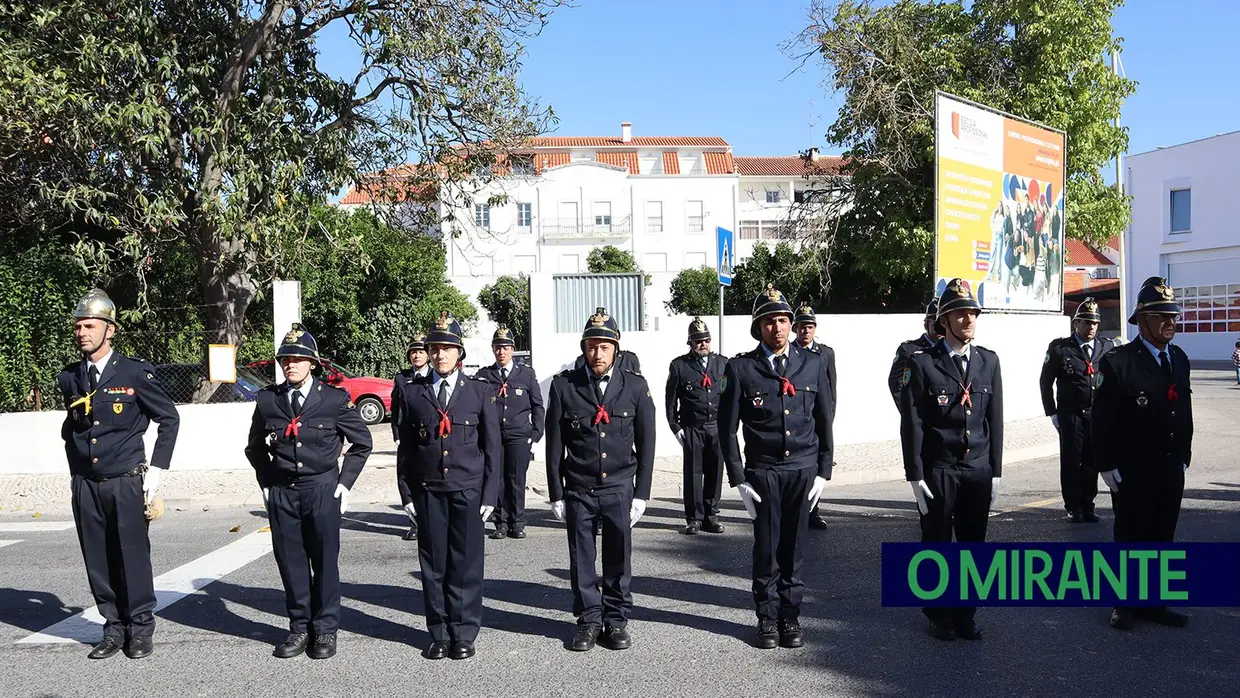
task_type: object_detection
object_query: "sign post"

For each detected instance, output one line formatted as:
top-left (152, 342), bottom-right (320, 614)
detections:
top-left (716, 226), bottom-right (734, 354)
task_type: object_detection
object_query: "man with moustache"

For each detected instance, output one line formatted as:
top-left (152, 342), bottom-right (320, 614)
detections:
top-left (888, 298), bottom-right (943, 407)
top-left (900, 279), bottom-right (1003, 642)
top-left (395, 311), bottom-right (501, 660)
top-left (664, 317), bottom-right (728, 535)
top-left (474, 324), bottom-right (545, 540)
top-left (1039, 298), bottom-right (1119, 523)
top-left (546, 307), bottom-right (656, 652)
top-left (720, 284), bottom-right (834, 650)
top-left (58, 289), bottom-right (180, 660)
top-left (393, 332), bottom-right (430, 541)
top-left (791, 302), bottom-right (836, 530)
top-left (246, 323), bottom-right (373, 659)
top-left (1093, 277), bottom-right (1193, 631)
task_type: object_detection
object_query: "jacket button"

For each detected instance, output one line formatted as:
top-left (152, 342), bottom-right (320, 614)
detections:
top-left (317, 424), bottom-right (323, 428)
top-left (92, 457), bottom-right (98, 463)
top-left (601, 472), bottom-right (608, 478)
top-left (623, 412), bottom-right (628, 416)
top-left (602, 453), bottom-right (608, 459)
top-left (91, 438), bottom-right (97, 444)
top-left (784, 450), bottom-right (790, 456)
top-left (94, 421), bottom-right (100, 426)
top-left (966, 410), bottom-right (972, 416)
top-left (465, 420), bottom-right (470, 425)
top-left (965, 449), bottom-right (971, 455)
top-left (504, 405), bottom-right (508, 410)
top-left (443, 468), bottom-right (449, 473)
top-left (296, 442), bottom-right (303, 447)
top-left (502, 418), bottom-right (507, 423)
top-left (1169, 432), bottom-right (1174, 438)
top-left (784, 409), bottom-right (789, 415)
top-left (965, 431), bottom-right (970, 436)
top-left (443, 450), bottom-right (449, 456)
top-left (785, 430), bottom-right (791, 436)
top-left (297, 461), bottom-right (303, 467)
top-left (600, 432), bottom-right (606, 438)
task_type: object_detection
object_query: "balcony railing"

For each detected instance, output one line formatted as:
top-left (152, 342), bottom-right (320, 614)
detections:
top-left (541, 216), bottom-right (632, 240)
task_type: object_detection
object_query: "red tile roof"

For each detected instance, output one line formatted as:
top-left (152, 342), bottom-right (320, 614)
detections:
top-left (662, 152), bottom-right (680, 175)
top-left (1064, 239), bottom-right (1113, 266)
top-left (534, 152), bottom-right (569, 173)
top-left (524, 136), bottom-right (729, 148)
top-left (703, 152), bottom-right (735, 175)
top-left (339, 165), bottom-right (438, 205)
top-left (595, 150), bottom-right (640, 174)
top-left (735, 155), bottom-right (846, 177)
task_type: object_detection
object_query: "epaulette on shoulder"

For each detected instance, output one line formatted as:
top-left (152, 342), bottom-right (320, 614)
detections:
top-left (557, 368), bottom-right (573, 377)
top-left (623, 369), bottom-right (642, 377)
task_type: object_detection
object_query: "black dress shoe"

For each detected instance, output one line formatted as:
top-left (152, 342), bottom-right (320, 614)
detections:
top-left (489, 524), bottom-right (509, 540)
top-left (600, 625), bottom-right (632, 650)
top-left (569, 623), bottom-right (601, 651)
top-left (1139, 607), bottom-right (1189, 627)
top-left (700, 519), bottom-right (725, 534)
top-left (307, 632), bottom-right (337, 659)
top-left (955, 622), bottom-right (982, 640)
top-left (423, 640), bottom-right (450, 660)
top-left (124, 635), bottom-right (154, 659)
top-left (808, 514), bottom-right (828, 530)
top-left (402, 525), bottom-right (418, 541)
top-left (929, 620), bottom-right (956, 641)
top-left (273, 632), bottom-right (310, 658)
top-left (1110, 607), bottom-right (1135, 630)
top-left (88, 637), bottom-right (124, 660)
top-left (448, 641), bottom-right (475, 660)
top-left (755, 619), bottom-right (779, 649)
top-left (1064, 511), bottom-right (1084, 523)
top-left (507, 528), bottom-right (527, 539)
top-left (778, 618), bottom-right (804, 648)
top-left (680, 522), bottom-right (699, 535)
top-left (1082, 511), bottom-right (1101, 523)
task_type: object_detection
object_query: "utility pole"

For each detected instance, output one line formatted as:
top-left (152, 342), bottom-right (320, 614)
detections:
top-left (1113, 48), bottom-right (1128, 342)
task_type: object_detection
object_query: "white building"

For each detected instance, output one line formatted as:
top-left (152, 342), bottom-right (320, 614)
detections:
top-left (1125, 130), bottom-right (1240, 360)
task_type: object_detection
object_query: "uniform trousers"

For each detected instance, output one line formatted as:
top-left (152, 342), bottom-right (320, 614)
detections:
top-left (681, 424), bottom-right (724, 523)
top-left (494, 438), bottom-right (533, 529)
top-left (1057, 410), bottom-right (1099, 515)
top-left (267, 480), bottom-right (342, 635)
top-left (414, 486), bottom-right (485, 643)
top-left (564, 484), bottom-right (633, 628)
top-left (746, 465), bottom-right (814, 621)
top-left (1111, 464), bottom-right (1185, 613)
top-left (72, 472), bottom-right (157, 640)
top-left (919, 463), bottom-right (993, 626)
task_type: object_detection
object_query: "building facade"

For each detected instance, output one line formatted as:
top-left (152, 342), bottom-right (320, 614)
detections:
top-left (1125, 130), bottom-right (1240, 360)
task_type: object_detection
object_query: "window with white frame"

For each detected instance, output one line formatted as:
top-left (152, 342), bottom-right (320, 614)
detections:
top-left (1170, 188), bottom-right (1191, 233)
top-left (647, 201), bottom-right (663, 233)
top-left (765, 189), bottom-right (782, 204)
top-left (594, 202), bottom-right (612, 230)
top-left (510, 156), bottom-right (534, 176)
top-left (686, 200), bottom-right (704, 232)
top-left (474, 203), bottom-right (490, 229)
top-left (517, 202), bottom-right (532, 229)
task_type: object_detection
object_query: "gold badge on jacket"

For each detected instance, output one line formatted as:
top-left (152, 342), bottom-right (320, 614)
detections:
top-left (113, 402), bottom-right (124, 414)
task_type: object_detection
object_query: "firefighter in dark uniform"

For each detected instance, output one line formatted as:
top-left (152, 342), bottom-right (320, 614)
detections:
top-left (58, 289), bottom-right (180, 660)
top-left (245, 323), bottom-right (373, 660)
top-left (546, 307), bottom-right (656, 652)
top-left (576, 348), bottom-right (642, 374)
top-left (664, 317), bottom-right (727, 535)
top-left (1093, 277), bottom-right (1193, 631)
top-left (888, 298), bottom-right (943, 406)
top-left (900, 278), bottom-right (1003, 642)
top-left (393, 332), bottom-right (430, 541)
top-left (720, 284), bottom-right (834, 650)
top-left (1039, 297), bottom-right (1118, 523)
top-left (792, 302), bottom-right (836, 530)
top-left (396, 311), bottom-right (501, 660)
top-left (474, 324), bottom-right (546, 540)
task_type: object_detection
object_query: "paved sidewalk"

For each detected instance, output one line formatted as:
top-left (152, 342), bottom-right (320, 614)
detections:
top-left (0, 417), bottom-right (1056, 516)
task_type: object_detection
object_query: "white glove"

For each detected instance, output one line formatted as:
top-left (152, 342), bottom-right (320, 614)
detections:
top-left (142, 467), bottom-right (162, 505)
top-left (807, 476), bottom-right (828, 509)
top-left (334, 484), bottom-right (350, 515)
top-left (911, 480), bottom-right (934, 516)
top-left (527, 438), bottom-right (533, 444)
top-left (630, 498), bottom-right (647, 528)
top-left (736, 483), bottom-right (762, 520)
top-left (991, 477), bottom-right (1001, 507)
top-left (1050, 414), bottom-right (1059, 431)
top-left (261, 487), bottom-right (269, 506)
top-left (403, 502), bottom-right (416, 523)
top-left (675, 430), bottom-right (685, 447)
top-left (550, 500), bottom-right (565, 522)
top-left (480, 505), bottom-right (495, 522)
top-left (1100, 469), bottom-right (1122, 492)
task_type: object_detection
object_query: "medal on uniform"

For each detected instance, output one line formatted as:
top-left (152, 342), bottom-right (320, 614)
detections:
top-left (571, 419), bottom-right (580, 429)
top-left (752, 396), bottom-right (764, 407)
top-left (515, 388), bottom-right (524, 396)
top-left (70, 391), bottom-right (96, 416)
top-left (1136, 395), bottom-right (1148, 407)
top-left (419, 425), bottom-right (428, 439)
top-left (112, 402), bottom-right (124, 415)
top-left (937, 394), bottom-right (950, 406)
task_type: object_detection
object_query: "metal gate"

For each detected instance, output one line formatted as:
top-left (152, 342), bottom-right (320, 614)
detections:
top-left (552, 274), bottom-right (644, 333)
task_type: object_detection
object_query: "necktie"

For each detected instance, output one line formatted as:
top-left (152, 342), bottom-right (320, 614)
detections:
top-left (501, 367), bottom-right (509, 382)
top-left (774, 355), bottom-right (787, 376)
top-left (700, 357), bottom-right (708, 369)
top-left (596, 376), bottom-right (608, 402)
top-left (291, 390), bottom-right (303, 415)
top-left (953, 355), bottom-right (967, 381)
top-left (88, 366), bottom-right (100, 391)
top-left (1159, 350), bottom-right (1173, 381)
top-left (438, 378), bottom-right (449, 408)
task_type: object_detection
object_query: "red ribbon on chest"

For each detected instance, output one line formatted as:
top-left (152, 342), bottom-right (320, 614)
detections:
top-left (701, 373), bottom-right (712, 389)
top-left (498, 382), bottom-right (509, 398)
top-left (437, 409), bottom-right (452, 437)
top-left (778, 377), bottom-right (797, 397)
top-left (958, 382), bottom-right (973, 409)
top-left (1085, 360), bottom-right (1095, 376)
top-left (1167, 384), bottom-right (1179, 402)
top-left (593, 403), bottom-right (611, 425)
top-left (284, 419), bottom-right (301, 438)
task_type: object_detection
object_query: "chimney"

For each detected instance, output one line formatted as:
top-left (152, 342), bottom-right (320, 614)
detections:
top-left (621, 122), bottom-right (632, 143)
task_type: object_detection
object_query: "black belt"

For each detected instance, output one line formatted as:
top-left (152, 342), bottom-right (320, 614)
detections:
top-left (84, 465), bottom-right (146, 483)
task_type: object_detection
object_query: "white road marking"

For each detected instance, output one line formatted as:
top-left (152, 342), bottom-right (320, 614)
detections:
top-left (0, 522), bottom-right (76, 533)
top-left (17, 530), bottom-right (273, 644)
top-left (0, 540), bottom-right (22, 549)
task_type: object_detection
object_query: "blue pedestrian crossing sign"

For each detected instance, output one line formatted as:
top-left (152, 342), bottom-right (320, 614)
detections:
top-left (717, 226), bottom-right (734, 286)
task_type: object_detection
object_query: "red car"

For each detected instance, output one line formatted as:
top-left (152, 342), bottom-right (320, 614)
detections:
top-left (247, 359), bottom-right (393, 426)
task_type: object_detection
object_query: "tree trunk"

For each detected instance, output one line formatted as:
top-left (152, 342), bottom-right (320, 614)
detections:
top-left (193, 225), bottom-right (258, 403)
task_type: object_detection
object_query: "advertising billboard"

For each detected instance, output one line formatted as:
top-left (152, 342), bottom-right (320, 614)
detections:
top-left (934, 91), bottom-right (1067, 313)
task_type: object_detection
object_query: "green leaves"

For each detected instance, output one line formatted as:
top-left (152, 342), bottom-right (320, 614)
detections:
top-left (665, 266), bottom-right (720, 317)
top-left (478, 275), bottom-right (531, 350)
top-left (586, 245), bottom-right (652, 287)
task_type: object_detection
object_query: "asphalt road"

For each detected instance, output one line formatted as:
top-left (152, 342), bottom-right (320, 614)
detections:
top-left (1, 371), bottom-right (1238, 697)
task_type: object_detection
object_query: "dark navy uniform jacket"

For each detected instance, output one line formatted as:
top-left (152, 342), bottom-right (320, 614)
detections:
top-left (59, 352), bottom-right (180, 478)
top-left (663, 352), bottom-right (727, 432)
top-left (390, 366), bottom-right (428, 441)
top-left (899, 341), bottom-right (1004, 482)
top-left (545, 365), bottom-right (656, 502)
top-left (1091, 340), bottom-right (1193, 476)
top-left (1038, 335), bottom-right (1120, 416)
top-left (245, 378), bottom-right (372, 489)
top-left (799, 341), bottom-right (838, 418)
top-left (394, 372), bottom-right (502, 506)
top-left (474, 362), bottom-right (546, 444)
top-left (888, 334), bottom-right (936, 406)
top-left (719, 343), bottom-right (834, 488)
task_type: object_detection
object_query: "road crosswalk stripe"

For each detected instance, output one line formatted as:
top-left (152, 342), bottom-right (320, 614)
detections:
top-left (0, 522), bottom-right (76, 533)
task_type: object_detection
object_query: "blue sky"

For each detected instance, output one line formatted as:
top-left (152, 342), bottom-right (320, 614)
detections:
top-left (505, 0), bottom-right (1238, 160)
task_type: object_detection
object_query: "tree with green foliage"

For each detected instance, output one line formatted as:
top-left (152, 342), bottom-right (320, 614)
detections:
top-left (722, 243), bottom-right (829, 315)
top-left (783, 0), bottom-right (1135, 309)
top-left (1, 0), bottom-right (560, 346)
top-left (478, 275), bottom-right (531, 350)
top-left (587, 245), bottom-right (651, 286)
top-left (665, 266), bottom-right (719, 316)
